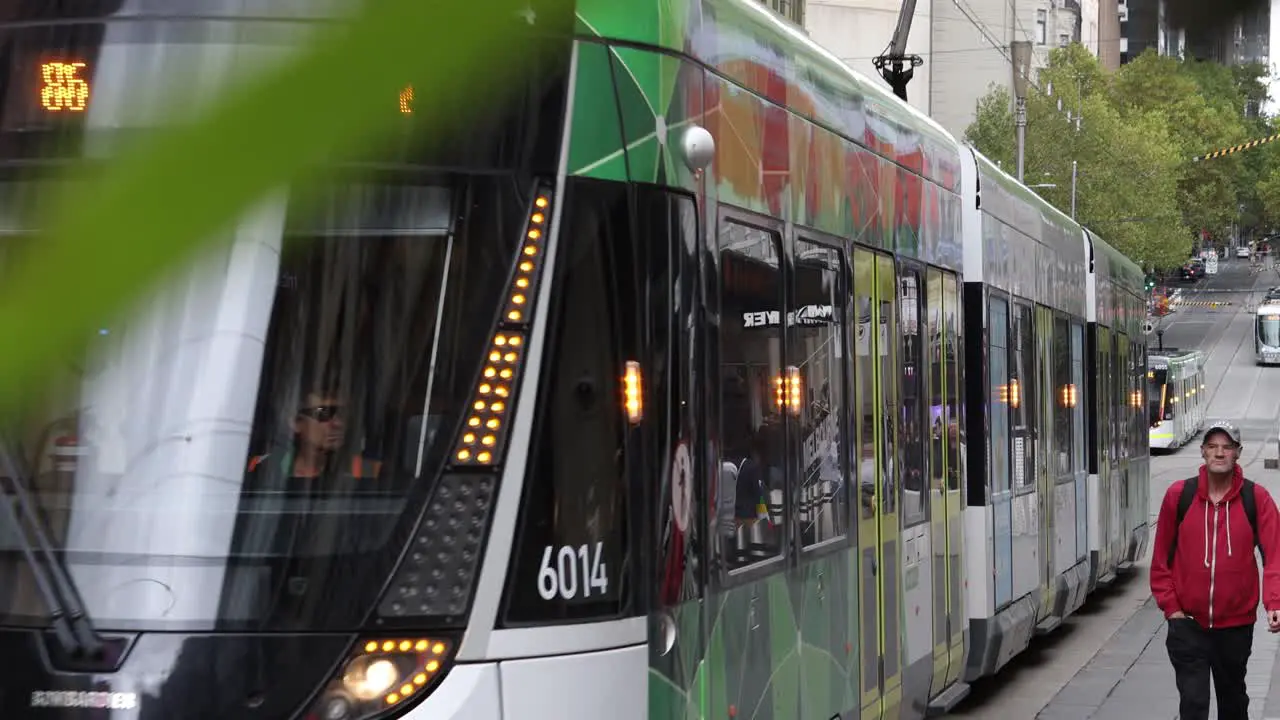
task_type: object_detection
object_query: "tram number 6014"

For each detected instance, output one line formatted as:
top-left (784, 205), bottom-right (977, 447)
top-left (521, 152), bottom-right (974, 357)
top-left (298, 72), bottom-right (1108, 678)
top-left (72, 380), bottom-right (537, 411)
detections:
top-left (537, 543), bottom-right (608, 601)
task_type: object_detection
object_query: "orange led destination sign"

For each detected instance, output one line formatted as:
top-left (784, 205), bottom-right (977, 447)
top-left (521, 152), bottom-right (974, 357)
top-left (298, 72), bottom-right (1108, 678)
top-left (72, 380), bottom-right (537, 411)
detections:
top-left (41, 60), bottom-right (90, 113)
top-left (400, 85), bottom-right (414, 114)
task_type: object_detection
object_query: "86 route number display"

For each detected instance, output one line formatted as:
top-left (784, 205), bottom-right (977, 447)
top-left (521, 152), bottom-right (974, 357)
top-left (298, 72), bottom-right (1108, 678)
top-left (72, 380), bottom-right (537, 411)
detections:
top-left (537, 543), bottom-right (609, 601)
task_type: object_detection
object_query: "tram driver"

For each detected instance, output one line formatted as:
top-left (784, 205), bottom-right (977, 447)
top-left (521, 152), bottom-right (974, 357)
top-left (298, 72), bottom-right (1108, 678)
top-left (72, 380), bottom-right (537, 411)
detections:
top-left (245, 382), bottom-right (383, 486)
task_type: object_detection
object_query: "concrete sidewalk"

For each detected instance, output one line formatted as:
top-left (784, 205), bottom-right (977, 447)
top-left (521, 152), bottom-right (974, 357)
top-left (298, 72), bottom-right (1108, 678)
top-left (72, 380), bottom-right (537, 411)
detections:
top-left (1036, 597), bottom-right (1280, 720)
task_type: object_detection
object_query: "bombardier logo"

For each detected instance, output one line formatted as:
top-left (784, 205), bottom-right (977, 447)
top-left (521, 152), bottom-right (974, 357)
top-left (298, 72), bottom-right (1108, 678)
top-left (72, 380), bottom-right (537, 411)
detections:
top-left (30, 690), bottom-right (138, 710)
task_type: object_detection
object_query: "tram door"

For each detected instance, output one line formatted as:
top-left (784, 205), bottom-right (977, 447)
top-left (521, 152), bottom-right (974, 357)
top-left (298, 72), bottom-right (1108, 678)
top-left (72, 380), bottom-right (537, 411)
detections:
top-left (942, 273), bottom-right (965, 687)
top-left (1095, 328), bottom-right (1114, 579)
top-left (640, 190), bottom-right (705, 720)
top-left (854, 249), bottom-right (905, 720)
top-left (926, 269), bottom-right (965, 695)
top-left (1035, 306), bottom-right (1055, 622)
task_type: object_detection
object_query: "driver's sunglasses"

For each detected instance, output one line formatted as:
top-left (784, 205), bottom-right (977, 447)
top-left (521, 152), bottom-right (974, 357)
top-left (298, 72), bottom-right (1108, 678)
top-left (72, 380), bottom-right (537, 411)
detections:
top-left (298, 405), bottom-right (342, 422)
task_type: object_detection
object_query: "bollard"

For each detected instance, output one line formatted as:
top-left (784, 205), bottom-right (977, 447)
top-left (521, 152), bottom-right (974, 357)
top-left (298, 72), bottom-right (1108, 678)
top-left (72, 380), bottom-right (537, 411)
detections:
top-left (1268, 428), bottom-right (1280, 470)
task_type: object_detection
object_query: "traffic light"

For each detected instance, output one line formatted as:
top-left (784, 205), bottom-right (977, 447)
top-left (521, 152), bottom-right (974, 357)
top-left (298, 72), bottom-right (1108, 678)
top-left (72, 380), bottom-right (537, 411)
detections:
top-left (1145, 275), bottom-right (1156, 292)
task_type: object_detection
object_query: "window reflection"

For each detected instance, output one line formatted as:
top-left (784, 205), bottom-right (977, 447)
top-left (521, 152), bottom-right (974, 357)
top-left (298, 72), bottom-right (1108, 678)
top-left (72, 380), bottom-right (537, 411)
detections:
top-left (899, 269), bottom-right (925, 525)
top-left (943, 274), bottom-right (963, 493)
top-left (718, 220), bottom-right (785, 570)
top-left (989, 298), bottom-right (1010, 493)
top-left (792, 239), bottom-right (847, 547)
top-left (927, 272), bottom-right (944, 494)
top-left (1012, 304), bottom-right (1035, 490)
top-left (854, 273), bottom-right (876, 519)
top-left (1054, 316), bottom-right (1072, 478)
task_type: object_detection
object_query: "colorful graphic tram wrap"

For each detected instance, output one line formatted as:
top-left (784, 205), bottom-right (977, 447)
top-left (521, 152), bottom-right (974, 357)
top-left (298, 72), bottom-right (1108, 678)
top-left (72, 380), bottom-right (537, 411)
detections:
top-left (0, 0), bottom-right (1149, 719)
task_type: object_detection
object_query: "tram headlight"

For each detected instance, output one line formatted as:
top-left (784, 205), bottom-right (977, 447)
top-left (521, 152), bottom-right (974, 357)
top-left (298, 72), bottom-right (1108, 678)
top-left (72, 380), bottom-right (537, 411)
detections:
top-left (306, 637), bottom-right (455, 720)
top-left (343, 657), bottom-right (399, 700)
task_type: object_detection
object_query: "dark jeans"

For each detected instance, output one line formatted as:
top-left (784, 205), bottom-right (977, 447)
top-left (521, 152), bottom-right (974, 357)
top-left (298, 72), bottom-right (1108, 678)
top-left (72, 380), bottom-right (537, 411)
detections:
top-left (1165, 617), bottom-right (1254, 720)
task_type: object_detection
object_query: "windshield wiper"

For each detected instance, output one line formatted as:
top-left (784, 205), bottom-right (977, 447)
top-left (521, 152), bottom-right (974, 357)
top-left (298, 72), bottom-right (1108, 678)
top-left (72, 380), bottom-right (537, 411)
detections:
top-left (0, 437), bottom-right (104, 658)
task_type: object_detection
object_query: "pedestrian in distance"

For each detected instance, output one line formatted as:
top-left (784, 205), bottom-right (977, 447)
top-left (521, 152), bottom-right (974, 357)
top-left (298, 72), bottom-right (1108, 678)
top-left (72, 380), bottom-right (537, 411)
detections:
top-left (1150, 420), bottom-right (1280, 720)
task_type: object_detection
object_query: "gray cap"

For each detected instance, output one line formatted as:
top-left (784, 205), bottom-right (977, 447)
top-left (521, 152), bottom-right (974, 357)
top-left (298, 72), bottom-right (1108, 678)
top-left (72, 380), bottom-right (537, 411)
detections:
top-left (1203, 420), bottom-right (1242, 446)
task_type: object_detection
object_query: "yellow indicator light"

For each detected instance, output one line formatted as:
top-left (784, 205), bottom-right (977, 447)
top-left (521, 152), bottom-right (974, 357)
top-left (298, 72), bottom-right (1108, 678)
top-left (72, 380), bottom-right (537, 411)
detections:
top-left (508, 311), bottom-right (522, 321)
top-left (535, 196), bottom-right (549, 208)
top-left (414, 673), bottom-right (427, 685)
top-left (477, 451), bottom-right (492, 462)
top-left (624, 361), bottom-right (644, 424)
top-left (432, 643), bottom-right (445, 655)
top-left (520, 262), bottom-right (534, 273)
top-left (399, 85), bottom-right (414, 114)
top-left (386, 693), bottom-right (400, 705)
top-left (400, 683), bottom-right (414, 696)
top-left (426, 660), bottom-right (440, 672)
top-left (531, 212), bottom-right (545, 224)
top-left (414, 640), bottom-right (428, 652)
top-left (381, 641), bottom-right (395, 652)
top-left (364, 641), bottom-right (378, 653)
top-left (786, 366), bottom-right (802, 416)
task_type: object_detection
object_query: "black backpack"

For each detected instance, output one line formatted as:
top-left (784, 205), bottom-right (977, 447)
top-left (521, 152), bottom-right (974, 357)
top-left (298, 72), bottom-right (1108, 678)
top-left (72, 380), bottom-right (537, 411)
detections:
top-left (1167, 476), bottom-right (1262, 566)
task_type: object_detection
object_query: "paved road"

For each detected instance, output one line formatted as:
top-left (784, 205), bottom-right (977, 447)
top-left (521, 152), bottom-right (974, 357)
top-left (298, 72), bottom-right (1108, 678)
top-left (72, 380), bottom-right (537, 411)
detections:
top-left (951, 256), bottom-right (1280, 718)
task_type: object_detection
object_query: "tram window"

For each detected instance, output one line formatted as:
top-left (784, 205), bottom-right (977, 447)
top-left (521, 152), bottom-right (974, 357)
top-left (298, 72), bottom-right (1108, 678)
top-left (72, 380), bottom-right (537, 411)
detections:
top-left (1136, 342), bottom-right (1148, 457)
top-left (1012, 303), bottom-right (1035, 491)
top-left (927, 270), bottom-right (945, 494)
top-left (899, 267), bottom-right (927, 526)
top-left (877, 264), bottom-right (899, 516)
top-left (791, 239), bottom-right (849, 548)
top-left (989, 296), bottom-right (1010, 494)
top-left (944, 273), bottom-right (962, 493)
top-left (854, 263), bottom-right (876, 520)
top-left (1112, 335), bottom-right (1123, 460)
top-left (718, 219), bottom-right (786, 571)
top-left (1053, 315), bottom-right (1071, 478)
top-left (1071, 322), bottom-right (1085, 472)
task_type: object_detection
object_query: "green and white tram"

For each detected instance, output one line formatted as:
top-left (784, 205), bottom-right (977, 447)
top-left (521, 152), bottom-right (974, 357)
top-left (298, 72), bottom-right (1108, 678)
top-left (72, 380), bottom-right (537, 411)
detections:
top-left (0, 0), bottom-right (1150, 718)
top-left (1257, 303), bottom-right (1280, 364)
top-left (1147, 349), bottom-right (1207, 450)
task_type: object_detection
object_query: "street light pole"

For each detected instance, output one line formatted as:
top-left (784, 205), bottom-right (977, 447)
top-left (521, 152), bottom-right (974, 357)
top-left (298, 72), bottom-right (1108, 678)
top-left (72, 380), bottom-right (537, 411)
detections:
top-left (1071, 159), bottom-right (1077, 219)
top-left (1011, 41), bottom-right (1031, 183)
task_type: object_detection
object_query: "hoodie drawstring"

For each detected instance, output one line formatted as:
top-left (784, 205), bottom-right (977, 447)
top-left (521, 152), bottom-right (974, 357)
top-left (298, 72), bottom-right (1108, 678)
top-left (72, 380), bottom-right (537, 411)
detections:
top-left (1204, 498), bottom-right (1211, 567)
top-left (1226, 499), bottom-right (1233, 557)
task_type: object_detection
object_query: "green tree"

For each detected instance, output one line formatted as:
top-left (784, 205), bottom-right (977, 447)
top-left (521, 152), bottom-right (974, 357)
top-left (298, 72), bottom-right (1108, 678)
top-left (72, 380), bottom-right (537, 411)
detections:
top-left (1113, 51), bottom-right (1246, 239)
top-left (964, 45), bottom-right (1189, 270)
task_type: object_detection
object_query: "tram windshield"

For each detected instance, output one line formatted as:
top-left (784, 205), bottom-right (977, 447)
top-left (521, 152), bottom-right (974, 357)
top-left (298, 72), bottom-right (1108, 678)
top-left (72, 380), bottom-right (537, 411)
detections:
top-left (0, 11), bottom-right (568, 632)
top-left (1147, 368), bottom-right (1169, 425)
top-left (1258, 315), bottom-right (1280, 348)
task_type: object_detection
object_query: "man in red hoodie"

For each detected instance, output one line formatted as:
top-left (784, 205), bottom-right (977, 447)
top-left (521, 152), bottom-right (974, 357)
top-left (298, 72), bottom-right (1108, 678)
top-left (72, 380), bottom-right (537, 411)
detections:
top-left (1150, 420), bottom-right (1280, 720)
